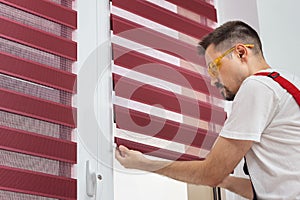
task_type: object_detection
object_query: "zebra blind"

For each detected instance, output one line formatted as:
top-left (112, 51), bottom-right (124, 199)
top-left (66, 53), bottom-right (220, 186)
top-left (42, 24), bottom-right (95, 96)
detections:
top-left (0, 0), bottom-right (77, 199)
top-left (111, 0), bottom-right (226, 161)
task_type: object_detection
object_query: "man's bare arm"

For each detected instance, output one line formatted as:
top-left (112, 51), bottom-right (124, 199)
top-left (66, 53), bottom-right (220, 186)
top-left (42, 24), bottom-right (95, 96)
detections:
top-left (115, 136), bottom-right (253, 187)
top-left (218, 176), bottom-right (253, 199)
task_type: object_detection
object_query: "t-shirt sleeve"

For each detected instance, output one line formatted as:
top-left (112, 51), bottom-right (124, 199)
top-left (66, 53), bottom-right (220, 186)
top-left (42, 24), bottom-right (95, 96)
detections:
top-left (220, 78), bottom-right (280, 142)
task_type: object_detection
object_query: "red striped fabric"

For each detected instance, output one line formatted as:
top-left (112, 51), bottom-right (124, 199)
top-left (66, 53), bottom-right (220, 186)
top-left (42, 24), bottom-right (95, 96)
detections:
top-left (111, 15), bottom-right (206, 66)
top-left (0, 88), bottom-right (76, 128)
top-left (112, 0), bottom-right (213, 39)
top-left (116, 138), bottom-right (204, 161)
top-left (0, 126), bottom-right (76, 163)
top-left (0, 0), bottom-right (77, 198)
top-left (0, 16), bottom-right (77, 60)
top-left (115, 105), bottom-right (218, 149)
top-left (0, 51), bottom-right (76, 93)
top-left (112, 0), bottom-right (223, 161)
top-left (0, 166), bottom-right (76, 199)
top-left (0, 0), bottom-right (77, 29)
top-left (114, 74), bottom-right (226, 125)
top-left (113, 44), bottom-right (221, 98)
top-left (164, 0), bottom-right (217, 22)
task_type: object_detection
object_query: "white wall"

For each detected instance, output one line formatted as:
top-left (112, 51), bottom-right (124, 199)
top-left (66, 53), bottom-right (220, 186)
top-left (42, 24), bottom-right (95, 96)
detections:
top-left (256, 0), bottom-right (300, 77)
top-left (114, 163), bottom-right (188, 200)
top-left (216, 0), bottom-right (300, 77)
top-left (216, 0), bottom-right (260, 33)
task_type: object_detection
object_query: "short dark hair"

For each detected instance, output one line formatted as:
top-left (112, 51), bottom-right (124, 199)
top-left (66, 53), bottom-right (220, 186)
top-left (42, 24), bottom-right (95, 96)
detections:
top-left (198, 21), bottom-right (263, 57)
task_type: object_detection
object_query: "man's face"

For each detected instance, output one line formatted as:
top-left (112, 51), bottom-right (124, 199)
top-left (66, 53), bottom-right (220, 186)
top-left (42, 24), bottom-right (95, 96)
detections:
top-left (204, 44), bottom-right (247, 101)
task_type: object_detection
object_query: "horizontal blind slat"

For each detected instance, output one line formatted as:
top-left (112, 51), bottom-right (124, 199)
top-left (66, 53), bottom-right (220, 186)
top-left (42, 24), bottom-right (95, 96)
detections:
top-left (164, 0), bottom-right (217, 22)
top-left (115, 105), bottom-right (218, 149)
top-left (0, 0), bottom-right (77, 29)
top-left (0, 16), bottom-right (77, 61)
top-left (0, 126), bottom-right (77, 163)
top-left (112, 0), bottom-right (213, 39)
top-left (0, 88), bottom-right (76, 128)
top-left (115, 137), bottom-right (203, 161)
top-left (0, 51), bottom-right (76, 93)
top-left (0, 166), bottom-right (77, 199)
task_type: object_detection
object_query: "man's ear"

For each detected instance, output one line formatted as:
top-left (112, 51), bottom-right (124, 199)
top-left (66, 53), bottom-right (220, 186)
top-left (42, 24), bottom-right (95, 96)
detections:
top-left (236, 44), bottom-right (247, 59)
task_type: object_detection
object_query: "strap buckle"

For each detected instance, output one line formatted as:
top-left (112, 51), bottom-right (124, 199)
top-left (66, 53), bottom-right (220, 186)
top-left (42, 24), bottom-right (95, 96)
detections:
top-left (268, 72), bottom-right (280, 79)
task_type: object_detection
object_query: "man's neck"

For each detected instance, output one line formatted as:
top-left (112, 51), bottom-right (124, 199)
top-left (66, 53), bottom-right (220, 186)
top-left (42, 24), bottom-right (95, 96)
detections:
top-left (249, 59), bottom-right (271, 75)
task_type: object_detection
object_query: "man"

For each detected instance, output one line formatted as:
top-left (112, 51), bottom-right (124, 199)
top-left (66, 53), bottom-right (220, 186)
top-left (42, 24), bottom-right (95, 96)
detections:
top-left (115, 21), bottom-right (300, 199)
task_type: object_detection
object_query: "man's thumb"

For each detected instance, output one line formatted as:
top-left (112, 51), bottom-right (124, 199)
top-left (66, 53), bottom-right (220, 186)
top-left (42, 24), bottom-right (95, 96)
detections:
top-left (118, 145), bottom-right (129, 156)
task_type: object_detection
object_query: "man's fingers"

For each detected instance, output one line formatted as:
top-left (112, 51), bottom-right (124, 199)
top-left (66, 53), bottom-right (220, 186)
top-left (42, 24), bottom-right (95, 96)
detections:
top-left (115, 148), bottom-right (125, 161)
top-left (115, 145), bottom-right (129, 159)
top-left (119, 145), bottom-right (129, 152)
top-left (115, 145), bottom-right (133, 168)
top-left (119, 145), bottom-right (130, 157)
top-left (115, 145), bottom-right (149, 170)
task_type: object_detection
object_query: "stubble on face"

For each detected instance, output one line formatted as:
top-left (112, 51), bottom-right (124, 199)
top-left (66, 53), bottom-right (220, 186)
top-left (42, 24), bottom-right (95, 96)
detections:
top-left (214, 80), bottom-right (236, 101)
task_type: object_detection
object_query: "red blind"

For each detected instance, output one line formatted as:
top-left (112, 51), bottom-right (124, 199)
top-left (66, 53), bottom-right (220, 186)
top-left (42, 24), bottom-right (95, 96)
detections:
top-left (112, 0), bottom-right (226, 161)
top-left (0, 0), bottom-right (77, 199)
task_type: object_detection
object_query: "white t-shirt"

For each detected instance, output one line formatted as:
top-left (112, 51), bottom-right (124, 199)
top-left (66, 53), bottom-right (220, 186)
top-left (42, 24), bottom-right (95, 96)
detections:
top-left (220, 69), bottom-right (300, 199)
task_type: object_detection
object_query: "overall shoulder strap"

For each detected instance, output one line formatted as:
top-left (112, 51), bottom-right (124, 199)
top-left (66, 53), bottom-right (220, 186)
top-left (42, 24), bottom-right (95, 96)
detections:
top-left (254, 72), bottom-right (300, 106)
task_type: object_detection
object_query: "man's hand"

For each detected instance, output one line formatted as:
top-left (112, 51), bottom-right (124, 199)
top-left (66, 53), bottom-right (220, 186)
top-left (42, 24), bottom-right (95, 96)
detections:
top-left (115, 145), bottom-right (171, 172)
top-left (115, 145), bottom-right (147, 169)
top-left (115, 145), bottom-right (149, 170)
